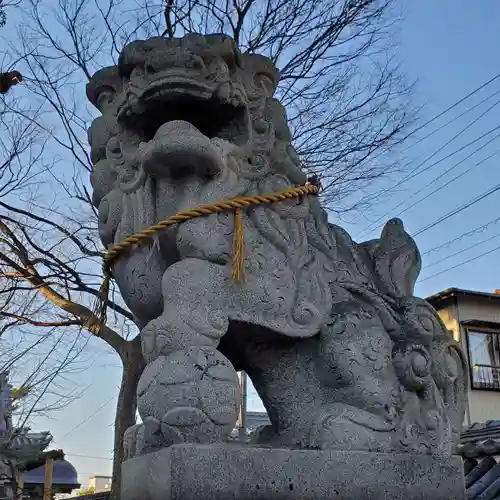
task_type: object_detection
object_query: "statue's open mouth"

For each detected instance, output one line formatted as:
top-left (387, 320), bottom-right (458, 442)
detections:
top-left (117, 75), bottom-right (249, 146)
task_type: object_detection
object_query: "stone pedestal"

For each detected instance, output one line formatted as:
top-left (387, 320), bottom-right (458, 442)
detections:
top-left (121, 444), bottom-right (465, 500)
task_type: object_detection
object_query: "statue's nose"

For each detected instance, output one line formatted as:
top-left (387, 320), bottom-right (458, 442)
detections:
top-left (140, 120), bottom-right (223, 180)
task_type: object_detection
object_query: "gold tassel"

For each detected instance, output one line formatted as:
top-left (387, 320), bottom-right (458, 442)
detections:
top-left (231, 208), bottom-right (245, 283)
top-left (91, 271), bottom-right (111, 336)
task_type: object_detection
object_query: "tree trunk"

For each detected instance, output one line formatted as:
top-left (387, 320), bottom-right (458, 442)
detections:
top-left (109, 336), bottom-right (145, 500)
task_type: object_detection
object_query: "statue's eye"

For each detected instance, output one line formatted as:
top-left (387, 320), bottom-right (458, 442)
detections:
top-left (206, 58), bottom-right (229, 79)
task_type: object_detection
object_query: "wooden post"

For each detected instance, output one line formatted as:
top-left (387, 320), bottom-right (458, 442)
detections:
top-left (42, 458), bottom-right (53, 500)
top-left (17, 475), bottom-right (23, 498)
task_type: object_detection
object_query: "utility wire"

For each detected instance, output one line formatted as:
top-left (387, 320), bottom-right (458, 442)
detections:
top-left (419, 244), bottom-right (500, 283)
top-left (359, 76), bottom-right (500, 211)
top-left (393, 105), bottom-right (500, 187)
top-left (348, 87), bottom-right (500, 221)
top-left (399, 72), bottom-right (500, 143)
top-left (423, 231), bottom-right (500, 269)
top-left (412, 182), bottom-right (500, 237)
top-left (359, 129), bottom-right (500, 237)
top-left (357, 122), bottom-right (500, 239)
top-left (396, 147), bottom-right (500, 219)
top-left (355, 87), bottom-right (500, 176)
top-left (358, 98), bottom-right (500, 230)
top-left (377, 142), bottom-right (500, 224)
top-left (398, 88), bottom-right (500, 155)
top-left (60, 394), bottom-right (116, 438)
top-left (422, 214), bottom-right (500, 256)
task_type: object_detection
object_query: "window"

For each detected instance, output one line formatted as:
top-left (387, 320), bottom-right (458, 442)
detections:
top-left (467, 329), bottom-right (500, 390)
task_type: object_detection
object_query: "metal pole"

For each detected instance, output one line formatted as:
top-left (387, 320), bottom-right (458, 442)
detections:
top-left (238, 371), bottom-right (247, 438)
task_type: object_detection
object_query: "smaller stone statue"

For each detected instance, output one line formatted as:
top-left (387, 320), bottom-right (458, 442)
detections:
top-left (0, 372), bottom-right (12, 439)
top-left (0, 372), bottom-right (52, 499)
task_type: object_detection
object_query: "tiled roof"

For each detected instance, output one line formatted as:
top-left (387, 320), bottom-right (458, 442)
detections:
top-left (458, 421), bottom-right (500, 498)
top-left (458, 421), bottom-right (500, 458)
top-left (464, 457), bottom-right (500, 499)
top-left (426, 287), bottom-right (500, 305)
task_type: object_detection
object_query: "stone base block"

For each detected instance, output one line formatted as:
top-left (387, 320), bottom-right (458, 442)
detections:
top-left (121, 444), bottom-right (465, 500)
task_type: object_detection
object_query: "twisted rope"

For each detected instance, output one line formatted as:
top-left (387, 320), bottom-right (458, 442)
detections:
top-left (93, 181), bottom-right (320, 333)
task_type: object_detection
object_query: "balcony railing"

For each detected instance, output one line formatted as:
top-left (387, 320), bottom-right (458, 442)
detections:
top-left (471, 364), bottom-right (500, 390)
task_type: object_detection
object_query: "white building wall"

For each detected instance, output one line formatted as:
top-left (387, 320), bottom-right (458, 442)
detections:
top-left (435, 295), bottom-right (500, 426)
top-left (89, 476), bottom-right (112, 493)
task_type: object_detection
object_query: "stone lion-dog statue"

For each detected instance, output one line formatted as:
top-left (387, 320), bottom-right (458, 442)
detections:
top-left (87, 33), bottom-right (467, 460)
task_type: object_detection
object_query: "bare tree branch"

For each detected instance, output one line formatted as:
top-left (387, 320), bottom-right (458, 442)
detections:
top-left (162, 0), bottom-right (175, 37)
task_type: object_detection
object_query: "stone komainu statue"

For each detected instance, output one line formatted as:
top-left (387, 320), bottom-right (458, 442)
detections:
top-left (87, 34), bottom-right (467, 460)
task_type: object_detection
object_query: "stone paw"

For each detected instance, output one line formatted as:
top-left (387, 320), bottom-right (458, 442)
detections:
top-left (162, 406), bottom-right (229, 444)
top-left (123, 423), bottom-right (141, 460)
top-left (307, 403), bottom-right (396, 453)
top-left (123, 417), bottom-right (168, 459)
top-left (137, 347), bottom-right (240, 444)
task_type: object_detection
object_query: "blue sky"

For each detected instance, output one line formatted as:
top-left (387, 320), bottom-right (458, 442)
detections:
top-left (22, 0), bottom-right (500, 486)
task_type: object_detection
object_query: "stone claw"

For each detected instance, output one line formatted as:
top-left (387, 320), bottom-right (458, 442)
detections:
top-left (307, 404), bottom-right (396, 453)
top-left (123, 417), bottom-right (165, 459)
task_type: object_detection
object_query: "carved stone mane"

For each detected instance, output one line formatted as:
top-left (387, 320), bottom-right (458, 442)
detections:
top-left (87, 34), bottom-right (467, 462)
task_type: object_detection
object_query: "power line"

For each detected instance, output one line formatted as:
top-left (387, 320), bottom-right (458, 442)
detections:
top-left (358, 129), bottom-right (500, 237)
top-left (399, 88), bottom-right (500, 155)
top-left (412, 182), bottom-right (500, 237)
top-left (362, 119), bottom-right (500, 214)
top-left (357, 122), bottom-right (500, 238)
top-left (423, 231), bottom-right (500, 270)
top-left (355, 87), bottom-right (500, 179)
top-left (399, 72), bottom-right (500, 146)
top-left (396, 147), bottom-right (500, 219)
top-left (60, 395), bottom-right (116, 438)
top-left (358, 76), bottom-right (500, 212)
top-left (421, 214), bottom-right (500, 256)
top-left (391, 106), bottom-right (500, 188)
top-left (419, 243), bottom-right (500, 283)
top-left (361, 98), bottom-right (500, 228)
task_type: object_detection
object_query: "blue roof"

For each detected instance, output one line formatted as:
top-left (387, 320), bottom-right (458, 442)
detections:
top-left (22, 459), bottom-right (80, 487)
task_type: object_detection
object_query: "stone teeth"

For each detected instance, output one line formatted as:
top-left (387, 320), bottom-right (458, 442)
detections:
top-left (230, 89), bottom-right (247, 108)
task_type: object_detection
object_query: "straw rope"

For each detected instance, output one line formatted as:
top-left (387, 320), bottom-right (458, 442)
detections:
top-left (93, 181), bottom-right (320, 333)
